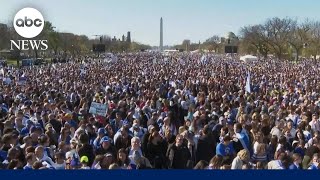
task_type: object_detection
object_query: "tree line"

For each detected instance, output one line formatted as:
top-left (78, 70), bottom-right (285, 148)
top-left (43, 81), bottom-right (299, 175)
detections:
top-left (0, 21), bottom-right (151, 58)
top-left (177, 17), bottom-right (320, 60)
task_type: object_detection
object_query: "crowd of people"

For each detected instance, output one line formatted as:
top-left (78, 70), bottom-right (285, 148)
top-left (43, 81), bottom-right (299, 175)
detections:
top-left (0, 52), bottom-right (320, 170)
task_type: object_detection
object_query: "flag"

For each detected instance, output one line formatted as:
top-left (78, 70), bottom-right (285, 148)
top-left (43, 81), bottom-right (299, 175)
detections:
top-left (200, 55), bottom-right (207, 64)
top-left (245, 72), bottom-right (251, 93)
top-left (18, 73), bottom-right (27, 85)
top-left (0, 68), bottom-right (4, 76)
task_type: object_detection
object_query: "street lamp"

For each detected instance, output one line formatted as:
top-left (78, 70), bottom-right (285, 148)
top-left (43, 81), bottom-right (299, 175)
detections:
top-left (71, 45), bottom-right (74, 57)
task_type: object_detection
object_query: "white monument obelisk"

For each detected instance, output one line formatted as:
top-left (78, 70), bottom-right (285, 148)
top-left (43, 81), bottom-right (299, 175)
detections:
top-left (160, 17), bottom-right (163, 52)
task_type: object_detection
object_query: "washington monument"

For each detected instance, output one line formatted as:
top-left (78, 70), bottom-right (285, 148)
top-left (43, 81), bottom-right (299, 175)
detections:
top-left (160, 17), bottom-right (163, 51)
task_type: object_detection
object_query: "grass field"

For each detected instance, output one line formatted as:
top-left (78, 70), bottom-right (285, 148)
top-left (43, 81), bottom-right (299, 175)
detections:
top-left (6, 58), bottom-right (52, 67)
top-left (7, 59), bottom-right (18, 66)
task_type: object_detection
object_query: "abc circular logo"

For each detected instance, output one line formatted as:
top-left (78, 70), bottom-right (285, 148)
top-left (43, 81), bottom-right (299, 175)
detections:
top-left (13, 7), bottom-right (44, 38)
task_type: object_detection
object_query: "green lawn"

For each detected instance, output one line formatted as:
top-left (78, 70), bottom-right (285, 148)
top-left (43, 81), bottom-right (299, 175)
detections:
top-left (6, 58), bottom-right (52, 67)
top-left (7, 59), bottom-right (18, 66)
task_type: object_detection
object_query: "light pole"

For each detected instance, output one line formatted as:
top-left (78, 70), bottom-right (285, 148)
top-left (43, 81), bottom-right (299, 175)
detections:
top-left (71, 44), bottom-right (74, 58)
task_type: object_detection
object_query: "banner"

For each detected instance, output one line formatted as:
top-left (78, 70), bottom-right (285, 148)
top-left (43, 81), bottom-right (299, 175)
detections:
top-left (89, 102), bottom-right (108, 117)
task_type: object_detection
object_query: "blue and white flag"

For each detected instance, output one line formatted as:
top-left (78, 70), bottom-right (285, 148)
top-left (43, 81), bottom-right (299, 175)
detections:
top-left (18, 73), bottom-right (27, 85)
top-left (0, 68), bottom-right (4, 77)
top-left (245, 71), bottom-right (251, 93)
top-left (200, 55), bottom-right (208, 64)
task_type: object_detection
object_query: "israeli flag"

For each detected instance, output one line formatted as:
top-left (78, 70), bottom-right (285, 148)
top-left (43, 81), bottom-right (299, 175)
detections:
top-left (245, 72), bottom-right (251, 93)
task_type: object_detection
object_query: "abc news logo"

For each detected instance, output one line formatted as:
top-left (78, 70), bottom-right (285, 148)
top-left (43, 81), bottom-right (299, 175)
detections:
top-left (10, 7), bottom-right (48, 51)
top-left (15, 16), bottom-right (43, 27)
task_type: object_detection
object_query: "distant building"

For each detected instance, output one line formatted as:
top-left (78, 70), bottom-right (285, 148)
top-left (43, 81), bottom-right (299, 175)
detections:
top-left (122, 34), bottom-right (125, 42)
top-left (127, 31), bottom-right (131, 43)
top-left (222, 32), bottom-right (239, 54)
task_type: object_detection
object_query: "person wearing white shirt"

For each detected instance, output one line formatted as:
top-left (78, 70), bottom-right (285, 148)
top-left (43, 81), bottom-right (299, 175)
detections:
top-left (309, 114), bottom-right (320, 133)
top-left (66, 138), bottom-right (79, 160)
top-left (128, 137), bottom-right (143, 158)
top-left (271, 120), bottom-right (285, 139)
top-left (286, 121), bottom-right (296, 138)
top-left (35, 146), bottom-right (55, 168)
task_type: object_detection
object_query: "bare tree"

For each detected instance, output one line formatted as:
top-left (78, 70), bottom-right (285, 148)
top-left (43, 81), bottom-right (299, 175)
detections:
top-left (264, 17), bottom-right (297, 59)
top-left (203, 35), bottom-right (221, 52)
top-left (307, 21), bottom-right (320, 59)
top-left (287, 20), bottom-right (310, 61)
top-left (240, 25), bottom-right (270, 58)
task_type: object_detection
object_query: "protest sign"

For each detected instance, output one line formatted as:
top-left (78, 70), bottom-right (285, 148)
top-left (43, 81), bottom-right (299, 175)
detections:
top-left (89, 102), bottom-right (108, 117)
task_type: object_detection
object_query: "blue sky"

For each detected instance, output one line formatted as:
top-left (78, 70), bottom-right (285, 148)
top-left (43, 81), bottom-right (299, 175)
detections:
top-left (0, 0), bottom-right (319, 46)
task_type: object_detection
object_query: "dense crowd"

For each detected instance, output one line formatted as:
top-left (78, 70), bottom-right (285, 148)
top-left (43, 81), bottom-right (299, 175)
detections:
top-left (1, 52), bottom-right (320, 170)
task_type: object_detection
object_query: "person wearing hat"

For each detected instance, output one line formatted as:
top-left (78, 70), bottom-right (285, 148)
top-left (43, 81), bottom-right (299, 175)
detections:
top-left (129, 121), bottom-right (147, 140)
top-left (93, 128), bottom-right (107, 150)
top-left (96, 136), bottom-right (116, 158)
top-left (77, 133), bottom-right (95, 167)
top-left (80, 156), bottom-right (90, 169)
top-left (101, 152), bottom-right (114, 169)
